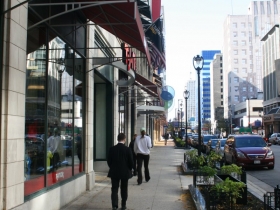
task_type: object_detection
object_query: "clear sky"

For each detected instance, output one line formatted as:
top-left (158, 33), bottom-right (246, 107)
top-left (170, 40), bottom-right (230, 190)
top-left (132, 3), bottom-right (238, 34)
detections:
top-left (161, 0), bottom-right (254, 120)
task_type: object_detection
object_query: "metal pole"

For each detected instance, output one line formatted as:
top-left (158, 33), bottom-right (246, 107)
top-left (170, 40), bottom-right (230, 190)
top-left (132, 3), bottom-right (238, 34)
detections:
top-left (185, 97), bottom-right (188, 148)
top-left (180, 107), bottom-right (183, 138)
top-left (197, 69), bottom-right (202, 156)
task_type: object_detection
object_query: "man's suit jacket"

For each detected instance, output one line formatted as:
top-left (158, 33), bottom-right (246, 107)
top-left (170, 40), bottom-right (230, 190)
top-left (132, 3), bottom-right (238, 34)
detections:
top-left (107, 143), bottom-right (134, 179)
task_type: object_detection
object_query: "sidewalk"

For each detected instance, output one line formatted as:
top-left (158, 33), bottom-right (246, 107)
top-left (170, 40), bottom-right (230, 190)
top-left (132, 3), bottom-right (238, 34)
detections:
top-left (61, 139), bottom-right (193, 210)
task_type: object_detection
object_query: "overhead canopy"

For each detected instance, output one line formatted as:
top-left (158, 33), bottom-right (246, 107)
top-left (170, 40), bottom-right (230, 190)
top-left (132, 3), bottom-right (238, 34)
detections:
top-left (135, 73), bottom-right (159, 98)
top-left (76, 0), bottom-right (151, 64)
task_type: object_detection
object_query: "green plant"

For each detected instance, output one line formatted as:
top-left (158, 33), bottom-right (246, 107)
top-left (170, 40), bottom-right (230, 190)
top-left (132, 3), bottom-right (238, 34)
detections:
top-left (212, 177), bottom-right (245, 204)
top-left (185, 149), bottom-right (206, 168)
top-left (174, 137), bottom-right (185, 147)
top-left (199, 166), bottom-right (217, 184)
top-left (206, 151), bottom-right (222, 167)
top-left (221, 164), bottom-right (242, 175)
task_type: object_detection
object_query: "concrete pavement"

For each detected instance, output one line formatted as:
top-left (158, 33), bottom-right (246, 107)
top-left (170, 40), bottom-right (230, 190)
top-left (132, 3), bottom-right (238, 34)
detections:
top-left (61, 139), bottom-right (193, 210)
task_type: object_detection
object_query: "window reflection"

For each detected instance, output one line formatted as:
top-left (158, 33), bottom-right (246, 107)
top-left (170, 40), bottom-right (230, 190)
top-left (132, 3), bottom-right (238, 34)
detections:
top-left (74, 53), bottom-right (84, 174)
top-left (25, 35), bottom-right (85, 194)
top-left (25, 44), bottom-right (47, 195)
top-left (47, 37), bottom-right (73, 186)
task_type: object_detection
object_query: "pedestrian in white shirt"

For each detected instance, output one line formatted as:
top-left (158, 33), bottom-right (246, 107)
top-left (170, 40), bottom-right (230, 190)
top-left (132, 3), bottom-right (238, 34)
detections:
top-left (134, 127), bottom-right (152, 185)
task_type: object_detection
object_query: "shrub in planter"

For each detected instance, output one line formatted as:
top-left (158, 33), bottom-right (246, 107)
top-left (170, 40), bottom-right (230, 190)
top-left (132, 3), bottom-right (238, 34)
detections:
top-left (198, 165), bottom-right (217, 185)
top-left (216, 164), bottom-right (247, 205)
top-left (206, 151), bottom-right (222, 168)
top-left (174, 137), bottom-right (185, 147)
top-left (212, 177), bottom-right (246, 208)
top-left (185, 149), bottom-right (206, 170)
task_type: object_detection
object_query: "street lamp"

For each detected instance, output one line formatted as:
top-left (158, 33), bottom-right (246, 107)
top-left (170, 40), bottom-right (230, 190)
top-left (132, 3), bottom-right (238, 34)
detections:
top-left (180, 102), bottom-right (183, 138)
top-left (184, 89), bottom-right (190, 148)
top-left (193, 55), bottom-right (204, 156)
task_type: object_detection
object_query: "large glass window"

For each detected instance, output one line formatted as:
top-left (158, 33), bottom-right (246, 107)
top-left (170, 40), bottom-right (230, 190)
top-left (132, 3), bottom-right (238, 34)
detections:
top-left (25, 31), bottom-right (85, 196)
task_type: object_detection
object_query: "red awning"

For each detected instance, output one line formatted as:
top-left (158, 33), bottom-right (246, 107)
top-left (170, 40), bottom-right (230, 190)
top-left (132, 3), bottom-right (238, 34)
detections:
top-left (135, 73), bottom-right (159, 98)
top-left (152, 0), bottom-right (161, 22)
top-left (76, 0), bottom-right (151, 65)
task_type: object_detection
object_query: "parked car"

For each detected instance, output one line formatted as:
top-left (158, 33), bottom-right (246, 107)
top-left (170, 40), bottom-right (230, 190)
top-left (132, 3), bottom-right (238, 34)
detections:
top-left (224, 135), bottom-right (274, 169)
top-left (205, 139), bottom-right (219, 155)
top-left (215, 138), bottom-right (227, 159)
top-left (268, 133), bottom-right (280, 145)
top-left (25, 137), bottom-right (45, 174)
top-left (201, 134), bottom-right (218, 153)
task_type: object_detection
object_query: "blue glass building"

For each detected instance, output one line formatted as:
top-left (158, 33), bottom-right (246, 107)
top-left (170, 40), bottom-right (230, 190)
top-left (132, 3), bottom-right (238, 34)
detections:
top-left (200, 50), bottom-right (221, 124)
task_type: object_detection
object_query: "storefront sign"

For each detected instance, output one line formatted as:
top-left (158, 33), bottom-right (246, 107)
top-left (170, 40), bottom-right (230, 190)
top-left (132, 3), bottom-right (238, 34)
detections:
top-left (264, 116), bottom-right (272, 121)
top-left (121, 43), bottom-right (136, 71)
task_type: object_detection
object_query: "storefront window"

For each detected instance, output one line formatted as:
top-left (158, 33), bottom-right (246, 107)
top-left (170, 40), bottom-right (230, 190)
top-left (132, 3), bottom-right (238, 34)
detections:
top-left (25, 41), bottom-right (47, 195)
top-left (74, 53), bottom-right (83, 174)
top-left (25, 32), bottom-right (85, 195)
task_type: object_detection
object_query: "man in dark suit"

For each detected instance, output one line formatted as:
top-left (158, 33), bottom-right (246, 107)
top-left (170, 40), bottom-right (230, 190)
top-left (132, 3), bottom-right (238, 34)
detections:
top-left (107, 133), bottom-right (134, 210)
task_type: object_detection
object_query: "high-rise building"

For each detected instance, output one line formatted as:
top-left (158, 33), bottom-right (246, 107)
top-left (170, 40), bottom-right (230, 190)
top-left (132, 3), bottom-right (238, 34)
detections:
top-left (210, 53), bottom-right (224, 134)
top-left (223, 1), bottom-right (280, 118)
top-left (186, 80), bottom-right (196, 128)
top-left (200, 50), bottom-right (221, 123)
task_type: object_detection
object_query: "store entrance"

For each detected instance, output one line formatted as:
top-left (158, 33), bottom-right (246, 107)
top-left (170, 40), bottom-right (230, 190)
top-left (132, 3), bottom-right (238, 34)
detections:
top-left (94, 72), bottom-right (113, 168)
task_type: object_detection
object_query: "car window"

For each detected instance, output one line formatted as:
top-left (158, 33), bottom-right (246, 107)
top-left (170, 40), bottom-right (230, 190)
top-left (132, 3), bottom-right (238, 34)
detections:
top-left (203, 136), bottom-right (216, 142)
top-left (211, 140), bottom-right (218, 146)
top-left (235, 137), bottom-right (266, 148)
top-left (272, 134), bottom-right (275, 137)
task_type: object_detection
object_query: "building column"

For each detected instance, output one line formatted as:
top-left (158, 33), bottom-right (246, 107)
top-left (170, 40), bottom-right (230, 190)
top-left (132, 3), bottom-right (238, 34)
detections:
top-left (85, 23), bottom-right (95, 190)
top-left (0, 1), bottom-right (28, 209)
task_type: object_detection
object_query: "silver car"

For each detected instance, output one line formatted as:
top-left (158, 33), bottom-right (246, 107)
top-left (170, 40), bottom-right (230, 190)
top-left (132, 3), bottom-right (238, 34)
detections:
top-left (269, 133), bottom-right (280, 145)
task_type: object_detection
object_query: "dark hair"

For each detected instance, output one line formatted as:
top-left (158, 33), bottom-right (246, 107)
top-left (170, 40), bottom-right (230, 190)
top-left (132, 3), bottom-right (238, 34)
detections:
top-left (117, 133), bottom-right (126, 141)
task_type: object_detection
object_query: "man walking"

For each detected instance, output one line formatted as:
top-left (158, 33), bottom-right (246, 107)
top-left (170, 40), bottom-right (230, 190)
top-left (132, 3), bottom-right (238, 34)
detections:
top-left (164, 132), bottom-right (169, 145)
top-left (107, 133), bottom-right (134, 210)
top-left (134, 127), bottom-right (152, 185)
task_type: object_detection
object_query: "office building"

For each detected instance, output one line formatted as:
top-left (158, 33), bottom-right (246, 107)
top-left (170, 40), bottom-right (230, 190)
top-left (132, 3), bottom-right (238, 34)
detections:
top-left (223, 1), bottom-right (280, 118)
top-left (210, 53), bottom-right (224, 134)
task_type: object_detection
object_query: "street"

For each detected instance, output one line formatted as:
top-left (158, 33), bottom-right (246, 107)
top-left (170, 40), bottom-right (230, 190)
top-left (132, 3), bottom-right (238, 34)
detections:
top-left (246, 145), bottom-right (280, 188)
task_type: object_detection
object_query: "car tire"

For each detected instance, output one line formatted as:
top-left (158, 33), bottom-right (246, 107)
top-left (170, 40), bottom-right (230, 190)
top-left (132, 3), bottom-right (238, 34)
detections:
top-left (268, 166), bottom-right (274, 170)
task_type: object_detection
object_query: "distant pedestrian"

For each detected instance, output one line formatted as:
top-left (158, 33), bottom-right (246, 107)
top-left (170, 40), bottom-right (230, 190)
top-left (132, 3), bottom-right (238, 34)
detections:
top-left (107, 133), bottom-right (134, 210)
top-left (134, 127), bottom-right (152, 185)
top-left (129, 134), bottom-right (138, 176)
top-left (164, 132), bottom-right (169, 145)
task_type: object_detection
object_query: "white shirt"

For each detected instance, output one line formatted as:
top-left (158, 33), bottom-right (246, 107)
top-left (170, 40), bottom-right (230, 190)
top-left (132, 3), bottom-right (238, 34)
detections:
top-left (47, 135), bottom-right (62, 154)
top-left (134, 135), bottom-right (152, 155)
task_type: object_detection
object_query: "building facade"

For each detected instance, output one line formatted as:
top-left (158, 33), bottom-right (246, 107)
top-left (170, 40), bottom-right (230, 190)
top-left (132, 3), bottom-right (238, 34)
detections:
top-left (210, 53), bottom-right (224, 134)
top-left (186, 79), bottom-right (196, 128)
top-left (0, 1), bottom-right (166, 210)
top-left (200, 50), bottom-right (221, 124)
top-left (223, 1), bottom-right (280, 119)
top-left (261, 24), bottom-right (280, 135)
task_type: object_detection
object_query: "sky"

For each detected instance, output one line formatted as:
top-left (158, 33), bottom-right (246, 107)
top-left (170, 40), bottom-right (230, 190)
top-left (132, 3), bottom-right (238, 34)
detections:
top-left (161, 0), bottom-right (254, 120)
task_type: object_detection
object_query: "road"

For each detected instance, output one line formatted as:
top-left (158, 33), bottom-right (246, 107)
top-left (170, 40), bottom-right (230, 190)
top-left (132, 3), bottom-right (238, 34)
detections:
top-left (246, 144), bottom-right (280, 188)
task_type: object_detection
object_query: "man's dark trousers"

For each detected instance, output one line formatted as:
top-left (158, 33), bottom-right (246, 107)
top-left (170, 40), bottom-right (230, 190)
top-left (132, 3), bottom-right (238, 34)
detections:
top-left (111, 178), bottom-right (128, 208)
top-left (136, 154), bottom-right (150, 184)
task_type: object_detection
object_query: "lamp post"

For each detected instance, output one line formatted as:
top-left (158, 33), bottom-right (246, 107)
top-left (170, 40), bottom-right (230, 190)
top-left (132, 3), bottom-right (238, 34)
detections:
top-left (193, 55), bottom-right (204, 156)
top-left (184, 89), bottom-right (190, 148)
top-left (178, 99), bottom-right (183, 137)
top-left (259, 110), bottom-right (264, 136)
top-left (180, 102), bottom-right (183, 138)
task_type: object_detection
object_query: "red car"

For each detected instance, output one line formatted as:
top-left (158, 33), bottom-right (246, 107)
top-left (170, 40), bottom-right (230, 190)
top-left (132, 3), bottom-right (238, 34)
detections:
top-left (224, 135), bottom-right (274, 169)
